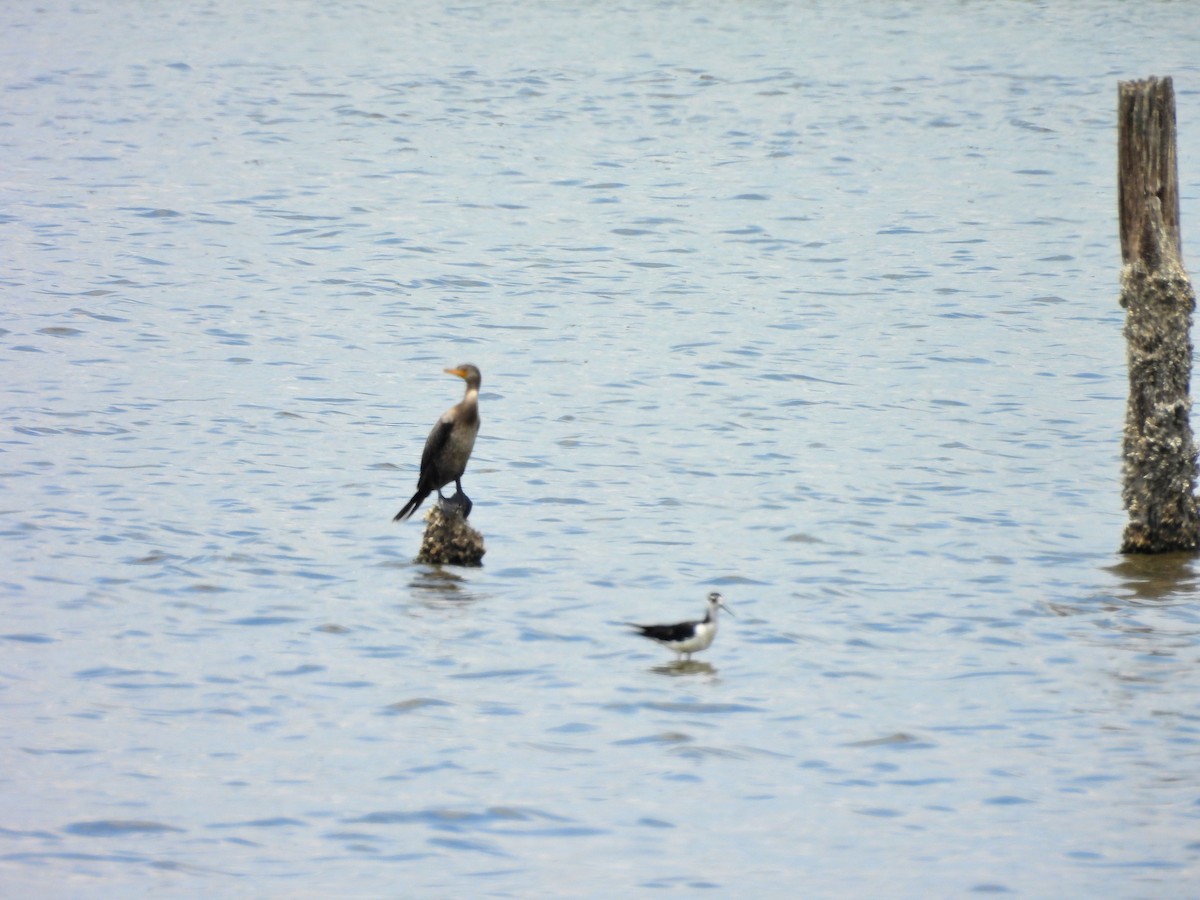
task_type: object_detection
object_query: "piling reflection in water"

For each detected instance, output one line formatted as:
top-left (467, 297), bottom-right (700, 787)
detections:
top-left (1106, 553), bottom-right (1200, 603)
top-left (408, 566), bottom-right (483, 607)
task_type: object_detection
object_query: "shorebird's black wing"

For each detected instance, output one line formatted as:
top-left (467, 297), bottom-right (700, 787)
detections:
top-left (631, 621), bottom-right (697, 642)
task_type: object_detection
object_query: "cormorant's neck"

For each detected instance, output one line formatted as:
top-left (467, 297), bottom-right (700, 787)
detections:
top-left (459, 386), bottom-right (480, 423)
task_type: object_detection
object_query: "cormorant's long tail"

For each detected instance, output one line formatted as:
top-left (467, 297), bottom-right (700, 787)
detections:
top-left (393, 489), bottom-right (431, 522)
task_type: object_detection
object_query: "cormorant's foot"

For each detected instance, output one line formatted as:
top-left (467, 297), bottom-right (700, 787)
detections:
top-left (440, 489), bottom-right (473, 519)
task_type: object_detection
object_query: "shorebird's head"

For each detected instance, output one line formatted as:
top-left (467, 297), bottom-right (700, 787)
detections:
top-left (446, 364), bottom-right (482, 390)
top-left (708, 592), bottom-right (733, 616)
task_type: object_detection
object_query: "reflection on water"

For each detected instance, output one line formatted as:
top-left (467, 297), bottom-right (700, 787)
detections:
top-left (1107, 553), bottom-right (1200, 602)
top-left (407, 565), bottom-right (483, 606)
top-left (3, 0), bottom-right (1200, 896)
top-left (650, 660), bottom-right (718, 678)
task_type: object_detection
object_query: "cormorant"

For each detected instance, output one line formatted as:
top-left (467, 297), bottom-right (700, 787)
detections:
top-left (393, 364), bottom-right (481, 522)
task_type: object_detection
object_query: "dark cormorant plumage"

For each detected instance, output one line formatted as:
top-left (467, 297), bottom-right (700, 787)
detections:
top-left (393, 364), bottom-right (481, 522)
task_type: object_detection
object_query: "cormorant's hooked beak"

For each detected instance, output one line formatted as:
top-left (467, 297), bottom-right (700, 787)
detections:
top-left (445, 367), bottom-right (469, 380)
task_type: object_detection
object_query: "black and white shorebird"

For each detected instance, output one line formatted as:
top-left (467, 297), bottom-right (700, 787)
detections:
top-left (393, 364), bottom-right (481, 522)
top-left (628, 592), bottom-right (732, 660)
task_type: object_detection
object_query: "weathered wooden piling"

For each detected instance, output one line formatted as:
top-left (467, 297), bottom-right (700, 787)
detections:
top-left (1118, 75), bottom-right (1200, 553)
top-left (416, 503), bottom-right (485, 566)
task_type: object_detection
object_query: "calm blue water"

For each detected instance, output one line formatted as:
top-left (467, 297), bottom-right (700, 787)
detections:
top-left (3, 1), bottom-right (1200, 896)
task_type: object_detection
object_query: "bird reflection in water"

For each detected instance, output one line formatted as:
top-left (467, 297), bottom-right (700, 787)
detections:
top-left (651, 660), bottom-right (717, 677)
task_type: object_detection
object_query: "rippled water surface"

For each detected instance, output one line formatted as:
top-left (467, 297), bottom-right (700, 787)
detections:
top-left (4, 1), bottom-right (1200, 895)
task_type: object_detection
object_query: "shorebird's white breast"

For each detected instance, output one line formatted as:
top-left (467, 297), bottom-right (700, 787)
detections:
top-left (672, 620), bottom-right (716, 653)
